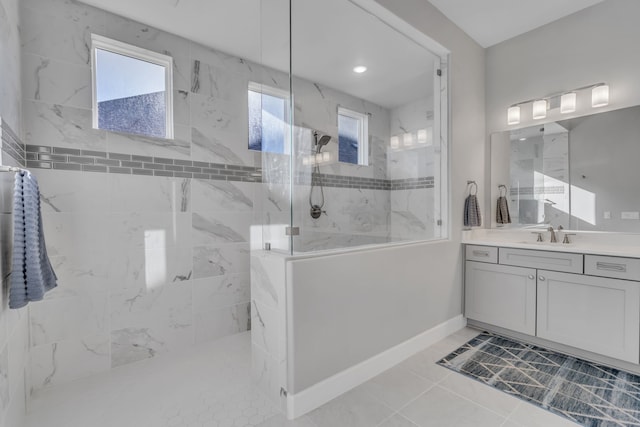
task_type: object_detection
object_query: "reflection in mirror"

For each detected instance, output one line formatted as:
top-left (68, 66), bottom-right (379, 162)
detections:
top-left (508, 123), bottom-right (569, 228)
top-left (492, 105), bottom-right (640, 232)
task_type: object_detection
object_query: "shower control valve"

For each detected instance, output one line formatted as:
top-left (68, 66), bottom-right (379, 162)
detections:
top-left (310, 205), bottom-right (326, 219)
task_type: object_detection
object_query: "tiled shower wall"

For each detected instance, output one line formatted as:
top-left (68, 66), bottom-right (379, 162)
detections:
top-left (20, 0), bottom-right (403, 390)
top-left (0, 0), bottom-right (30, 424)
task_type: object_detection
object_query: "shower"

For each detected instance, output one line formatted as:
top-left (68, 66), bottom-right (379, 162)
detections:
top-left (309, 131), bottom-right (331, 219)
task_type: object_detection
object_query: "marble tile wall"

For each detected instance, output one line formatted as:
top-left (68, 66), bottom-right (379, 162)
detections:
top-left (19, 0), bottom-right (436, 392)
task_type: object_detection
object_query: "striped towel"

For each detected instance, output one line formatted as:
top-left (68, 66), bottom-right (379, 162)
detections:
top-left (9, 170), bottom-right (57, 309)
top-left (464, 194), bottom-right (482, 227)
top-left (496, 196), bottom-right (511, 224)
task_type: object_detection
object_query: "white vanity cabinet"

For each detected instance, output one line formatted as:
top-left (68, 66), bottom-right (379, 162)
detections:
top-left (465, 261), bottom-right (536, 335)
top-left (464, 244), bottom-right (640, 365)
top-left (537, 270), bottom-right (640, 363)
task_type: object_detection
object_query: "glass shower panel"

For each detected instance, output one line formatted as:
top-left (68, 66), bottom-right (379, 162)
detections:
top-left (250, 0), bottom-right (294, 254)
top-left (290, 0), bottom-right (447, 253)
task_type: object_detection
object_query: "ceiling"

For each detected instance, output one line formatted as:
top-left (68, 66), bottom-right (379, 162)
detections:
top-left (428, 0), bottom-right (605, 47)
top-left (79, 0), bottom-right (436, 109)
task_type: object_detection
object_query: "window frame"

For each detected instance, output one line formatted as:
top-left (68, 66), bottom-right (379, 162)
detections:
top-left (337, 106), bottom-right (369, 166)
top-left (90, 34), bottom-right (174, 139)
top-left (247, 81), bottom-right (292, 154)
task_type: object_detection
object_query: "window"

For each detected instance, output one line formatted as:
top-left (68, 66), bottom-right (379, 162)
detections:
top-left (91, 34), bottom-right (174, 139)
top-left (248, 82), bottom-right (291, 154)
top-left (338, 107), bottom-right (368, 165)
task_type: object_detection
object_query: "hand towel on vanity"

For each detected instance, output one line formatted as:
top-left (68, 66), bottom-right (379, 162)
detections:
top-left (496, 195), bottom-right (511, 224)
top-left (463, 194), bottom-right (482, 227)
top-left (9, 170), bottom-right (57, 309)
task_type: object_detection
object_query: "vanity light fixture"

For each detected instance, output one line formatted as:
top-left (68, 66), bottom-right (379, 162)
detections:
top-left (507, 106), bottom-right (521, 125)
top-left (560, 92), bottom-right (577, 114)
top-left (353, 65), bottom-right (367, 74)
top-left (592, 84), bottom-right (609, 108)
top-left (532, 99), bottom-right (547, 120)
top-left (506, 82), bottom-right (609, 125)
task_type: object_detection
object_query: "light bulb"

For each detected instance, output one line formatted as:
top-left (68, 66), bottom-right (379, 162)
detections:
top-left (532, 99), bottom-right (547, 120)
top-left (560, 92), bottom-right (576, 114)
top-left (592, 84), bottom-right (609, 108)
top-left (507, 106), bottom-right (520, 125)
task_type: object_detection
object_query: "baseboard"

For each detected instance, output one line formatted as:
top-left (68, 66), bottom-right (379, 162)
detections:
top-left (285, 314), bottom-right (466, 419)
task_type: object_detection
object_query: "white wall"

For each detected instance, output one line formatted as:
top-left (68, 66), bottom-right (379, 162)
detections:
top-left (486, 0), bottom-right (640, 134)
top-left (375, 0), bottom-right (486, 323)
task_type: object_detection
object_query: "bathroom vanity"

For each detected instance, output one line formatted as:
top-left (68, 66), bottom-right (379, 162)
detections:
top-left (463, 229), bottom-right (640, 369)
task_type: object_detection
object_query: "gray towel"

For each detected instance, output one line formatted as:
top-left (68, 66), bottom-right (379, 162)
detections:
top-left (464, 194), bottom-right (482, 227)
top-left (9, 170), bottom-right (57, 309)
top-left (496, 196), bottom-right (511, 224)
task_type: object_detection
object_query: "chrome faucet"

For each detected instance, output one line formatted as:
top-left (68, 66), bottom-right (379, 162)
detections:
top-left (548, 226), bottom-right (557, 243)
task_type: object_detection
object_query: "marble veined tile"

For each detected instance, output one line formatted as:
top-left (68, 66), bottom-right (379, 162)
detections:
top-left (109, 175), bottom-right (191, 213)
top-left (41, 212), bottom-right (110, 258)
top-left (193, 273), bottom-right (250, 312)
top-left (35, 169), bottom-right (110, 213)
top-left (250, 253), bottom-right (282, 309)
top-left (192, 212), bottom-right (251, 245)
top-left (24, 101), bottom-right (107, 151)
top-left (30, 334), bottom-right (110, 390)
top-left (191, 126), bottom-right (250, 167)
top-left (110, 281), bottom-right (194, 367)
top-left (21, 2), bottom-right (105, 66)
top-left (29, 291), bottom-right (109, 346)
top-left (104, 13), bottom-right (190, 63)
top-left (250, 300), bottom-right (278, 356)
top-left (106, 212), bottom-right (192, 251)
top-left (105, 124), bottom-right (191, 160)
top-left (190, 59), bottom-right (247, 101)
top-left (22, 53), bottom-right (91, 109)
top-left (110, 282), bottom-right (193, 332)
top-left (191, 179), bottom-right (254, 213)
top-left (108, 245), bottom-right (193, 289)
top-left (193, 243), bottom-right (250, 279)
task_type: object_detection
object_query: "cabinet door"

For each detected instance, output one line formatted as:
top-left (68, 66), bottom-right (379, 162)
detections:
top-left (465, 261), bottom-right (536, 335)
top-left (537, 270), bottom-right (640, 363)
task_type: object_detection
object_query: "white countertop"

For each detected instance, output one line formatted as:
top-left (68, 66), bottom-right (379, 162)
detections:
top-left (462, 228), bottom-right (640, 259)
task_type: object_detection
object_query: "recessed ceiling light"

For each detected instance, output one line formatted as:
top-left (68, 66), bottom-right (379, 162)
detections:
top-left (353, 66), bottom-right (367, 74)
top-left (519, 137), bottom-right (526, 141)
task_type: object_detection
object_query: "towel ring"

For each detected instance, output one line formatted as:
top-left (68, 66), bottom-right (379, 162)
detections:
top-left (467, 180), bottom-right (478, 196)
top-left (498, 184), bottom-right (507, 197)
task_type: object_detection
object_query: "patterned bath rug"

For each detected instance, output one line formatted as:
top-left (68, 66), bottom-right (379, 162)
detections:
top-left (437, 332), bottom-right (640, 427)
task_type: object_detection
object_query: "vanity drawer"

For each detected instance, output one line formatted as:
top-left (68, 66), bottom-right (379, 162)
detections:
top-left (465, 245), bottom-right (498, 263)
top-left (499, 247), bottom-right (583, 273)
top-left (585, 255), bottom-right (640, 281)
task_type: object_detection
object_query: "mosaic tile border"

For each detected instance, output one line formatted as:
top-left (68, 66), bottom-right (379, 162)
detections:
top-left (25, 145), bottom-right (262, 183)
top-left (23, 144), bottom-right (434, 190)
top-left (1, 118), bottom-right (26, 167)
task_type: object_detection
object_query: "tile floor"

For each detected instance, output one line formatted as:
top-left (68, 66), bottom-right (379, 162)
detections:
top-left (24, 327), bottom-right (580, 427)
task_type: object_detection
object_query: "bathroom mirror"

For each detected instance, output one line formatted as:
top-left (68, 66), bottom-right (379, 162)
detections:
top-left (491, 104), bottom-right (640, 233)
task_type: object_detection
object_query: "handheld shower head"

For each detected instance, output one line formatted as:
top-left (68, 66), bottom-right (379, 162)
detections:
top-left (317, 135), bottom-right (331, 147)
